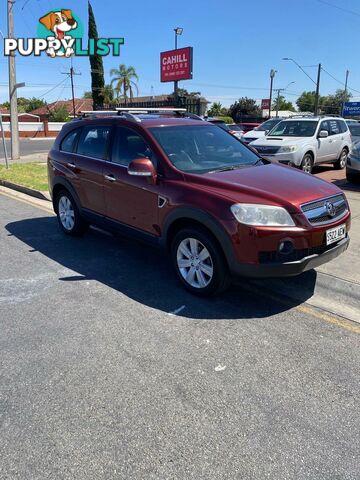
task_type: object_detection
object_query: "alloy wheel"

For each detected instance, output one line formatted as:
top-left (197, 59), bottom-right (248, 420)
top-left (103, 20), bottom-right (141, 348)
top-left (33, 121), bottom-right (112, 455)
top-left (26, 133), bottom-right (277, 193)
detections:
top-left (58, 195), bottom-right (75, 231)
top-left (302, 156), bottom-right (312, 173)
top-left (176, 238), bottom-right (214, 288)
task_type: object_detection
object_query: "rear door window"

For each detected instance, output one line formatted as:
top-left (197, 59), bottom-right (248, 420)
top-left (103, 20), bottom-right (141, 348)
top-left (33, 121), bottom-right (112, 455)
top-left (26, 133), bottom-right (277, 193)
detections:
top-left (77, 126), bottom-right (111, 160)
top-left (337, 120), bottom-right (348, 133)
top-left (60, 128), bottom-right (81, 153)
top-left (329, 120), bottom-right (340, 136)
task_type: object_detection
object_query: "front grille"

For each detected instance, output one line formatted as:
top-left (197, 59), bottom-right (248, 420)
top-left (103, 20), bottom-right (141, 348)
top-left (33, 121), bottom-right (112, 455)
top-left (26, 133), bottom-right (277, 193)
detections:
top-left (254, 145), bottom-right (280, 155)
top-left (259, 242), bottom-right (340, 264)
top-left (301, 194), bottom-right (348, 225)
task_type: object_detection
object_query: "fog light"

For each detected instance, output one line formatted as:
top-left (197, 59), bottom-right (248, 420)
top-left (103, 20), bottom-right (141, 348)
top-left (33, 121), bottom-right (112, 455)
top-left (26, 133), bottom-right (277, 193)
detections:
top-left (278, 240), bottom-right (294, 255)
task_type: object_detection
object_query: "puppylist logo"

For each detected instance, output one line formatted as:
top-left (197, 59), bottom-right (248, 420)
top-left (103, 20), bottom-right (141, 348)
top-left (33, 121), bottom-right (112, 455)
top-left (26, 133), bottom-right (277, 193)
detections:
top-left (3, 8), bottom-right (124, 58)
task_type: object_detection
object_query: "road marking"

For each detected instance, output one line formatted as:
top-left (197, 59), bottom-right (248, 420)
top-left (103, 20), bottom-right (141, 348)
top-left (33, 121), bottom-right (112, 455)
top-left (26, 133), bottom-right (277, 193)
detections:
top-left (0, 189), bottom-right (53, 215)
top-left (168, 305), bottom-right (186, 316)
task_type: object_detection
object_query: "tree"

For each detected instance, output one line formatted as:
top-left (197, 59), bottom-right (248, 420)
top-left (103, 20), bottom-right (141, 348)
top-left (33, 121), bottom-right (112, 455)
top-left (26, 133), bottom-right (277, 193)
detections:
top-left (110, 64), bottom-right (139, 104)
top-left (83, 91), bottom-right (93, 99)
top-left (175, 88), bottom-right (201, 98)
top-left (296, 91), bottom-right (324, 113)
top-left (101, 84), bottom-right (115, 105)
top-left (322, 89), bottom-right (352, 115)
top-left (207, 101), bottom-right (223, 117)
top-left (272, 95), bottom-right (295, 112)
top-left (1, 97), bottom-right (46, 113)
top-left (229, 97), bottom-right (261, 121)
top-left (88, 1), bottom-right (105, 109)
top-left (48, 106), bottom-right (69, 122)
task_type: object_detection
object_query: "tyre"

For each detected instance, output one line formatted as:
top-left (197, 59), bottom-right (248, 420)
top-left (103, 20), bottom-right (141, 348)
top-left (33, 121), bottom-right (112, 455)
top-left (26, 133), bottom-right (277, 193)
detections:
top-left (56, 189), bottom-right (88, 236)
top-left (300, 153), bottom-right (313, 173)
top-left (346, 170), bottom-right (360, 184)
top-left (171, 227), bottom-right (230, 296)
top-left (334, 148), bottom-right (348, 170)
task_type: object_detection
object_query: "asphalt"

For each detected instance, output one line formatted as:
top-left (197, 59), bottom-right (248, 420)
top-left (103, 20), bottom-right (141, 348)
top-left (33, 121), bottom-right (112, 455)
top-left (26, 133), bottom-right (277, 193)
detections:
top-left (0, 191), bottom-right (359, 479)
top-left (0, 138), bottom-right (54, 162)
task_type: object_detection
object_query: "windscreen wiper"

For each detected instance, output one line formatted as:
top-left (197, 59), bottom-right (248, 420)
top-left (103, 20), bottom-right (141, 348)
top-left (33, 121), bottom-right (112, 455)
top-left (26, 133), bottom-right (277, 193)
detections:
top-left (208, 164), bottom-right (245, 173)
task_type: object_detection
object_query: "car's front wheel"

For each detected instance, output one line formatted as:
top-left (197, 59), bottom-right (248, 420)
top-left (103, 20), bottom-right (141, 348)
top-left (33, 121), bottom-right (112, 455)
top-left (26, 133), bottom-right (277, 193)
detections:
top-left (171, 227), bottom-right (230, 296)
top-left (300, 153), bottom-right (313, 173)
top-left (334, 148), bottom-right (348, 170)
top-left (56, 190), bottom-right (88, 236)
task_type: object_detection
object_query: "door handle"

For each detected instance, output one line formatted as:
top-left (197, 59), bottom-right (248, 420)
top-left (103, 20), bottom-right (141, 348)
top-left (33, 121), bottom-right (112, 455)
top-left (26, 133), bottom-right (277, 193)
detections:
top-left (104, 174), bottom-right (116, 182)
top-left (67, 162), bottom-right (76, 169)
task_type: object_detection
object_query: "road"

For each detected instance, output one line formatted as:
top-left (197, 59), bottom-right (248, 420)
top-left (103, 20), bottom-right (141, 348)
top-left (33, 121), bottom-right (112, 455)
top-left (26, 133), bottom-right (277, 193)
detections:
top-left (0, 138), bottom-right (54, 161)
top-left (0, 191), bottom-right (359, 480)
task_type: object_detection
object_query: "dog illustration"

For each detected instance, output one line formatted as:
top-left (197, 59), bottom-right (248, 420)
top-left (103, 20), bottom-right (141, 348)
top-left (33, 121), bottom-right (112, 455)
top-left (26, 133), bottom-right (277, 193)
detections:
top-left (39, 9), bottom-right (77, 57)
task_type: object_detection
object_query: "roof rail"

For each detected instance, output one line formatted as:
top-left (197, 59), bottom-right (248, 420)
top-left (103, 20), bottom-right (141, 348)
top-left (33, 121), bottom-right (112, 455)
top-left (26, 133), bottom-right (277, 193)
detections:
top-left (115, 107), bottom-right (187, 113)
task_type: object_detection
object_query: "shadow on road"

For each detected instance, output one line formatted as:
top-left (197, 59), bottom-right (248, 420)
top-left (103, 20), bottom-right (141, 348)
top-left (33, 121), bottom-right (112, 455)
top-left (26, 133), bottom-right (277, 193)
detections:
top-left (6, 216), bottom-right (317, 320)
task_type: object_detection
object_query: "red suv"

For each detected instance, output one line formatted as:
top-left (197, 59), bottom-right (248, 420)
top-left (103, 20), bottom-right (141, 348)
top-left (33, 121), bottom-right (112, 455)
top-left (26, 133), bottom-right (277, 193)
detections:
top-left (48, 110), bottom-right (350, 295)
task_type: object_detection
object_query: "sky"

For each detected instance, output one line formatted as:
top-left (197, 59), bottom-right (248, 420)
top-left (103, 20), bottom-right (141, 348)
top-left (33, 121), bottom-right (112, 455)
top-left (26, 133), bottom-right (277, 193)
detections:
top-left (1, 0), bottom-right (360, 108)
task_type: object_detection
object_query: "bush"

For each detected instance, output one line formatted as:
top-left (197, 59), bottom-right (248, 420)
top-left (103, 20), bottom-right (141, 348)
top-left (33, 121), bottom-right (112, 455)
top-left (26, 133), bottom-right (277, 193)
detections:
top-left (218, 116), bottom-right (234, 124)
top-left (48, 106), bottom-right (70, 122)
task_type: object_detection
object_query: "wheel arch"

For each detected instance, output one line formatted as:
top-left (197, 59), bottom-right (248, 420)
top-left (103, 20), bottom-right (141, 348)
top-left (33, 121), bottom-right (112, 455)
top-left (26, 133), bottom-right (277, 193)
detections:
top-left (52, 178), bottom-right (81, 213)
top-left (161, 208), bottom-right (236, 267)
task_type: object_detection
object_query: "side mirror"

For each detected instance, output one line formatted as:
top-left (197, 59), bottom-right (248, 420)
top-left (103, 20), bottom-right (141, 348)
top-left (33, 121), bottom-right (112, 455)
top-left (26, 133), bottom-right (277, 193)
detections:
top-left (318, 130), bottom-right (329, 138)
top-left (128, 158), bottom-right (157, 184)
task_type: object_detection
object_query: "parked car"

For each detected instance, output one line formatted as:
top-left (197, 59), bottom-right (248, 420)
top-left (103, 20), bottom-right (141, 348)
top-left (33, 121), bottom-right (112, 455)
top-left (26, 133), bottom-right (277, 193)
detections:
top-left (207, 118), bottom-right (243, 140)
top-left (237, 122), bottom-right (261, 133)
top-left (48, 110), bottom-right (350, 296)
top-left (346, 141), bottom-right (360, 184)
top-left (251, 116), bottom-right (351, 173)
top-left (227, 124), bottom-right (244, 139)
top-left (242, 118), bottom-right (283, 144)
top-left (349, 123), bottom-right (360, 143)
top-left (346, 119), bottom-right (359, 125)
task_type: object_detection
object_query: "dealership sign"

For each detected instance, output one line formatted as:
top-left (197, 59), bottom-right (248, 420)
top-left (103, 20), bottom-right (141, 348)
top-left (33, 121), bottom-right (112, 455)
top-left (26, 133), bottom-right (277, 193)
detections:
top-left (261, 99), bottom-right (270, 110)
top-left (342, 102), bottom-right (360, 117)
top-left (160, 47), bottom-right (193, 82)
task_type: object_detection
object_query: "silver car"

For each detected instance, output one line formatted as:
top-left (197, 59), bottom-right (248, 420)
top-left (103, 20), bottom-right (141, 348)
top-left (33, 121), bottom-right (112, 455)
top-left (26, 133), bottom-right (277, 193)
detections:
top-left (346, 141), bottom-right (360, 184)
top-left (251, 116), bottom-right (352, 173)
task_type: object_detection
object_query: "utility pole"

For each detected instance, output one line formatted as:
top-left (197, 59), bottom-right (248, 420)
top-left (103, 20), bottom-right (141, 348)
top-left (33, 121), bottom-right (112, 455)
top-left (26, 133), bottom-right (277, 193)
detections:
top-left (314, 63), bottom-right (321, 116)
top-left (7, 0), bottom-right (20, 160)
top-left (62, 66), bottom-right (81, 117)
top-left (275, 89), bottom-right (281, 118)
top-left (269, 69), bottom-right (277, 119)
top-left (342, 69), bottom-right (349, 116)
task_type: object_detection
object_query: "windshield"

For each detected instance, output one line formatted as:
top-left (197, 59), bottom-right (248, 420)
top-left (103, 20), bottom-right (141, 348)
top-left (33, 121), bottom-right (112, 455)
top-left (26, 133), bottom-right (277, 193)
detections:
top-left (268, 120), bottom-right (318, 137)
top-left (149, 125), bottom-right (262, 174)
top-left (349, 125), bottom-right (360, 136)
top-left (257, 119), bottom-right (281, 131)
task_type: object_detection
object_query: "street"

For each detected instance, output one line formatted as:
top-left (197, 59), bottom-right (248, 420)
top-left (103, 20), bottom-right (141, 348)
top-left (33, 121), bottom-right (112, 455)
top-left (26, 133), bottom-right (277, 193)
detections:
top-left (0, 190), bottom-right (359, 479)
top-left (0, 138), bottom-right (54, 161)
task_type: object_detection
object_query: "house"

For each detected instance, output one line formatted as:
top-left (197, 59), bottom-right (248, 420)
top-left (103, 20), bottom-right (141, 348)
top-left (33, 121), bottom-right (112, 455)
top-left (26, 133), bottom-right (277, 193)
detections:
top-left (31, 98), bottom-right (94, 119)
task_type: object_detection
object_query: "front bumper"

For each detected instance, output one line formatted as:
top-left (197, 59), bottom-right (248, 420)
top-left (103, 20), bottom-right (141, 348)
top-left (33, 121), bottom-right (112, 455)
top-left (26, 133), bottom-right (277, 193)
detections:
top-left (260, 151), bottom-right (302, 166)
top-left (229, 236), bottom-right (349, 278)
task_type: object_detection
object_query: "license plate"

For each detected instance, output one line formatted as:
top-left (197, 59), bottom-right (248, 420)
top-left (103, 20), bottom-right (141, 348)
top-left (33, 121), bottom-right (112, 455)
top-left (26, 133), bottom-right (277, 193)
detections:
top-left (326, 224), bottom-right (346, 246)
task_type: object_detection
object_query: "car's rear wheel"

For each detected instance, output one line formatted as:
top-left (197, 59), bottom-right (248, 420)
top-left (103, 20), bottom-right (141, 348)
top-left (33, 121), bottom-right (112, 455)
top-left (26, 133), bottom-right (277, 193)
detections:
top-left (171, 227), bottom-right (230, 296)
top-left (300, 153), bottom-right (313, 173)
top-left (334, 148), bottom-right (348, 170)
top-left (56, 190), bottom-right (88, 236)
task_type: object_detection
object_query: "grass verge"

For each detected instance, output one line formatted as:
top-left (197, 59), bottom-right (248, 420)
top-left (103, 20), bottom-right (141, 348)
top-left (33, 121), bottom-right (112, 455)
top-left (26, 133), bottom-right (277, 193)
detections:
top-left (0, 162), bottom-right (48, 191)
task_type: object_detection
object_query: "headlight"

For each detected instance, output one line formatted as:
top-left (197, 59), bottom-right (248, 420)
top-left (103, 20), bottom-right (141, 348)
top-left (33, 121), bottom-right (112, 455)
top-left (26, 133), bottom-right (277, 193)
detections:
top-left (278, 145), bottom-right (297, 153)
top-left (350, 145), bottom-right (360, 156)
top-left (230, 204), bottom-right (295, 227)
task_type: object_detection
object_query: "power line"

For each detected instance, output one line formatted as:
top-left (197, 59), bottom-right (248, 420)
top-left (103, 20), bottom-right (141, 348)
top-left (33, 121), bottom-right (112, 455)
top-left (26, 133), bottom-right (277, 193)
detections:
top-left (316, 0), bottom-right (360, 17)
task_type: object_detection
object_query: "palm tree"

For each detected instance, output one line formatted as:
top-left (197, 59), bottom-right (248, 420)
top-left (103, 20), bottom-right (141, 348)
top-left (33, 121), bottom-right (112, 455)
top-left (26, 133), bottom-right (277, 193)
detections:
top-left (110, 64), bottom-right (139, 105)
top-left (100, 84), bottom-right (115, 106)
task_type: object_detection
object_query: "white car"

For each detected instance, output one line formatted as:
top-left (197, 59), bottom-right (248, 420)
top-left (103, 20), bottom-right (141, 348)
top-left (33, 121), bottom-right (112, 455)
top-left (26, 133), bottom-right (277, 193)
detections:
top-left (241, 118), bottom-right (283, 144)
top-left (251, 116), bottom-right (352, 173)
